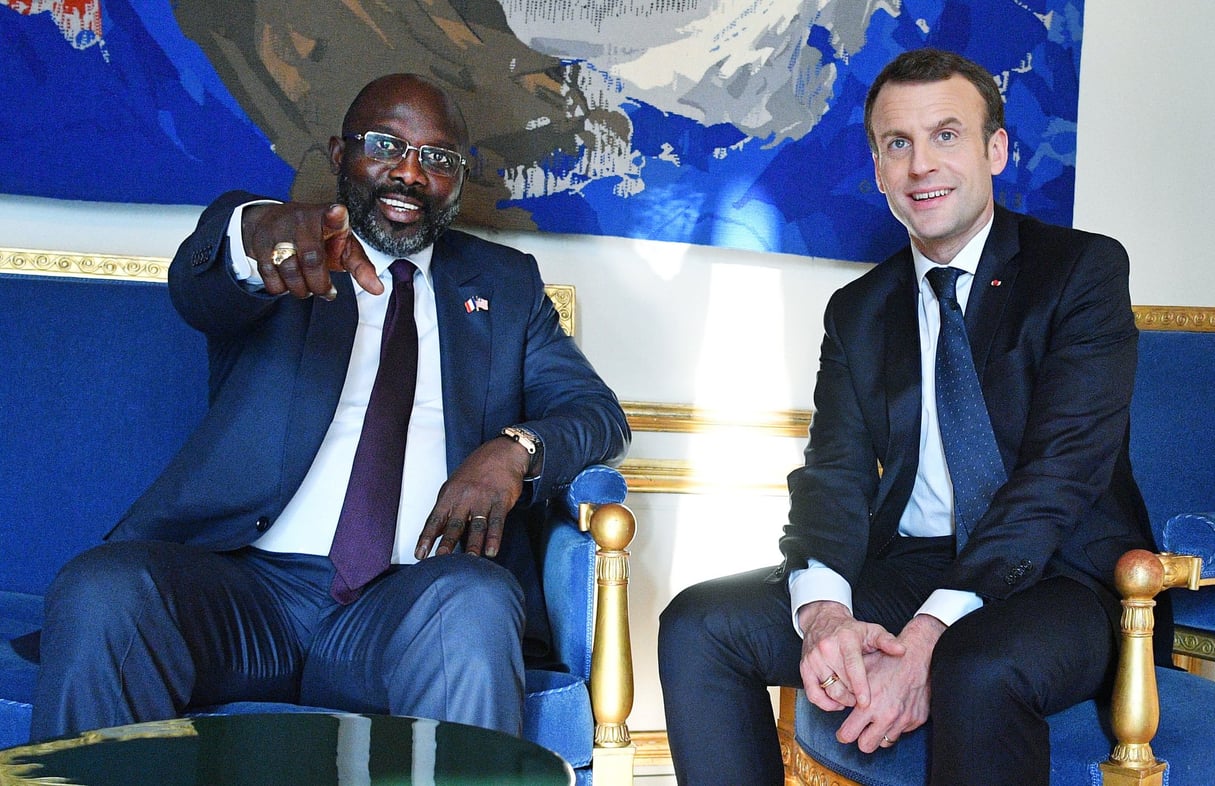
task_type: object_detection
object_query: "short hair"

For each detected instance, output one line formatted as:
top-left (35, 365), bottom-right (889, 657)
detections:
top-left (863, 48), bottom-right (1004, 153)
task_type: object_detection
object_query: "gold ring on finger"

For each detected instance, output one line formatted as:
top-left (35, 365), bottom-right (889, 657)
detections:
top-left (819, 673), bottom-right (839, 689)
top-left (271, 241), bottom-right (297, 267)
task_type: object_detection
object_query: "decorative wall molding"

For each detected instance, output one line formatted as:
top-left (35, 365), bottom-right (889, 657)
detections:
top-left (617, 458), bottom-right (788, 496)
top-left (0, 246), bottom-right (168, 282)
top-left (631, 730), bottom-right (672, 770)
top-left (1134, 305), bottom-right (1215, 332)
top-left (621, 400), bottom-right (811, 438)
top-left (544, 284), bottom-right (576, 337)
top-left (1174, 626), bottom-right (1215, 662)
top-left (0, 247), bottom-right (576, 336)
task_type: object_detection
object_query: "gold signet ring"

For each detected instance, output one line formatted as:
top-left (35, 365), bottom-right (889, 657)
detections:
top-left (271, 242), bottom-right (297, 267)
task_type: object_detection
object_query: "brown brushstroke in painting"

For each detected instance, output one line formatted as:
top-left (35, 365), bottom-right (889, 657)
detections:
top-left (172, 0), bottom-right (630, 230)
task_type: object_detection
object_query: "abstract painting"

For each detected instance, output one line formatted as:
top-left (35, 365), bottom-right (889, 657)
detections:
top-left (0, 0), bottom-right (1084, 261)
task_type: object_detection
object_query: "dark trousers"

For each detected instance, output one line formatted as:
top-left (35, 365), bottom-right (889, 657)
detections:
top-left (32, 542), bottom-right (525, 742)
top-left (658, 538), bottom-right (1117, 786)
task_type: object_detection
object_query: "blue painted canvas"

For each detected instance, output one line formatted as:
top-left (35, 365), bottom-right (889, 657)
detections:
top-left (0, 0), bottom-right (1083, 262)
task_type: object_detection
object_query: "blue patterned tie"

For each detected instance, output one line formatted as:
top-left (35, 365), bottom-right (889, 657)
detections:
top-left (329, 260), bottom-right (418, 604)
top-left (926, 266), bottom-right (1006, 550)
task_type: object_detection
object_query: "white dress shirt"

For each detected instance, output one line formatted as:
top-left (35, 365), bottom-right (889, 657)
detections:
top-left (226, 205), bottom-right (448, 564)
top-left (788, 217), bottom-right (994, 632)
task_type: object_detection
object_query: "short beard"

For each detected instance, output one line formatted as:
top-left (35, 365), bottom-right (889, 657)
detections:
top-left (338, 174), bottom-right (461, 257)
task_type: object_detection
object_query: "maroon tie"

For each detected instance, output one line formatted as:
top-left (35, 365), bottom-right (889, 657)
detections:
top-left (329, 259), bottom-right (419, 604)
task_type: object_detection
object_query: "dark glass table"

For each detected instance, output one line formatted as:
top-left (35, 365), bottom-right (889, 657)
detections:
top-left (0, 713), bottom-right (573, 785)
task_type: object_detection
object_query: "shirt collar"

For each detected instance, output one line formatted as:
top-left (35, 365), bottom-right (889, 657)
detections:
top-left (911, 214), bottom-right (994, 285)
top-left (355, 232), bottom-right (435, 284)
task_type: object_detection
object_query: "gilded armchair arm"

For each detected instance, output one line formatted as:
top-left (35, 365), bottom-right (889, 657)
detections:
top-left (1100, 549), bottom-right (1205, 786)
top-left (584, 501), bottom-right (637, 785)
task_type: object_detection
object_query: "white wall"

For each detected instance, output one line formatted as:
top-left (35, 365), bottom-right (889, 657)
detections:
top-left (2, 1), bottom-right (1212, 736)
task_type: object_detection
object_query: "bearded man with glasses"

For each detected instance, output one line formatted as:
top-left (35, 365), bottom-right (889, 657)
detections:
top-left (31, 74), bottom-right (629, 742)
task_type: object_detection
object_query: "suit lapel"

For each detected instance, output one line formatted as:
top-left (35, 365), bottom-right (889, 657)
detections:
top-left (967, 207), bottom-right (1021, 373)
top-left (431, 236), bottom-right (494, 472)
top-left (281, 272), bottom-right (359, 492)
top-left (878, 254), bottom-right (923, 512)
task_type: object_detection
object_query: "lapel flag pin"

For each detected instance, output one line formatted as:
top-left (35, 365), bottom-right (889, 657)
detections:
top-left (464, 296), bottom-right (490, 313)
top-left (991, 279), bottom-right (1002, 287)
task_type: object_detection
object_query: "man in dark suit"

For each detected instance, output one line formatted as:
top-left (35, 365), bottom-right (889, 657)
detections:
top-left (658, 49), bottom-right (1164, 786)
top-left (32, 74), bottom-right (628, 741)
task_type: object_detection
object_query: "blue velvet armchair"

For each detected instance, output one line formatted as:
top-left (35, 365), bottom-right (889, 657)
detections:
top-left (778, 306), bottom-right (1215, 786)
top-left (0, 261), bottom-right (636, 785)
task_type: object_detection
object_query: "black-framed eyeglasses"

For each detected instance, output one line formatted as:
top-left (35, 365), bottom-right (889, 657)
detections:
top-left (343, 131), bottom-right (467, 177)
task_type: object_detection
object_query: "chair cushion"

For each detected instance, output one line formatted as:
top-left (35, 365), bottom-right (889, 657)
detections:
top-left (1164, 512), bottom-right (1215, 580)
top-left (542, 523), bottom-right (596, 681)
top-left (0, 590), bottom-right (42, 749)
top-left (1161, 513), bottom-right (1215, 632)
top-left (523, 669), bottom-right (593, 769)
top-left (794, 666), bottom-right (1215, 785)
top-left (0, 698), bottom-right (32, 751)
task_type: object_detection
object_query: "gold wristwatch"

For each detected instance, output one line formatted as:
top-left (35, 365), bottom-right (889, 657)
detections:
top-left (500, 426), bottom-right (543, 478)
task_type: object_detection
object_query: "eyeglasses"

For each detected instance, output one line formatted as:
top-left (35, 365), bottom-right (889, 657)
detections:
top-left (343, 131), bottom-right (466, 177)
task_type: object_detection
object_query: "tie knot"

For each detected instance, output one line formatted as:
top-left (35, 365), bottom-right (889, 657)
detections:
top-left (926, 266), bottom-right (963, 305)
top-left (389, 259), bottom-right (416, 284)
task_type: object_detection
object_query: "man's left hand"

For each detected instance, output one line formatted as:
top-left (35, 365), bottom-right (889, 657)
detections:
top-left (415, 437), bottom-right (532, 559)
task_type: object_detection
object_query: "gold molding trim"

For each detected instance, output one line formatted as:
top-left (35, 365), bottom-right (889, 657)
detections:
top-left (621, 400), bottom-right (811, 438)
top-left (545, 283), bottom-right (575, 338)
top-left (619, 458), bottom-right (789, 495)
top-left (0, 246), bottom-right (169, 282)
top-left (1134, 305), bottom-right (1215, 332)
top-left (5, 250), bottom-right (1211, 338)
top-left (631, 730), bottom-right (671, 769)
top-left (0, 246), bottom-right (577, 337)
top-left (1174, 626), bottom-right (1215, 662)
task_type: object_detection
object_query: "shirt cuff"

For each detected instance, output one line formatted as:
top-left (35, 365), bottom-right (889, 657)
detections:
top-left (227, 199), bottom-right (281, 287)
top-left (787, 561), bottom-right (853, 638)
top-left (915, 588), bottom-right (984, 627)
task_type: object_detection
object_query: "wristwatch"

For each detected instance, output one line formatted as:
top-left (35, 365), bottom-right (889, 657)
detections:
top-left (500, 426), bottom-right (543, 478)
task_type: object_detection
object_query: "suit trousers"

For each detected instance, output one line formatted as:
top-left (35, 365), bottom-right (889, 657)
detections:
top-left (658, 537), bottom-right (1117, 786)
top-left (31, 542), bottom-right (525, 742)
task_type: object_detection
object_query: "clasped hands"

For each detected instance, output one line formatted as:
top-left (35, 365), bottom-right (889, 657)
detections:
top-left (799, 601), bottom-right (944, 753)
top-left (243, 202), bottom-right (385, 300)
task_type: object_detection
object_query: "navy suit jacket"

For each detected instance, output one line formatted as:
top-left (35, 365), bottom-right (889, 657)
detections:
top-left (109, 191), bottom-right (630, 656)
top-left (779, 207), bottom-right (1159, 625)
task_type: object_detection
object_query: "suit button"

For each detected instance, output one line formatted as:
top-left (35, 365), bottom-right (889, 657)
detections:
top-left (255, 516), bottom-right (271, 532)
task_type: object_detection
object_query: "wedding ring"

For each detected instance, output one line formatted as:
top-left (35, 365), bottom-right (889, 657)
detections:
top-left (271, 241), bottom-right (297, 266)
top-left (469, 515), bottom-right (489, 524)
top-left (882, 734), bottom-right (894, 745)
top-left (819, 673), bottom-right (839, 690)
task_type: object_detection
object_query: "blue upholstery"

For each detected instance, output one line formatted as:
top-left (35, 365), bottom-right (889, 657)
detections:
top-left (1133, 331), bottom-right (1215, 639)
top-left (1164, 513), bottom-right (1215, 579)
top-left (0, 271), bottom-right (626, 781)
top-left (790, 322), bottom-right (1215, 783)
